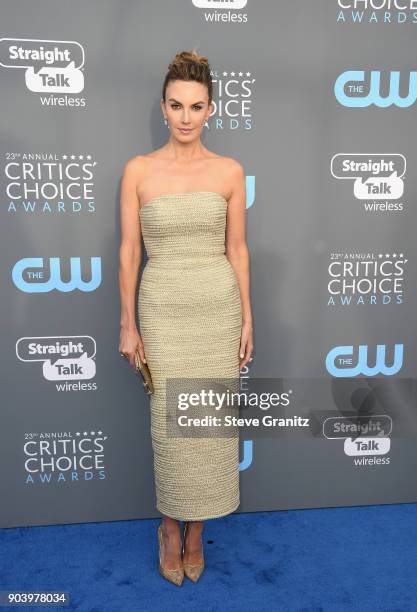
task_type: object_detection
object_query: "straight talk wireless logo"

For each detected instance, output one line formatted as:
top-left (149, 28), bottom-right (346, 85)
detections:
top-left (0, 38), bottom-right (86, 106)
top-left (16, 336), bottom-right (98, 391)
top-left (192, 0), bottom-right (249, 23)
top-left (331, 153), bottom-right (406, 213)
top-left (323, 415), bottom-right (392, 466)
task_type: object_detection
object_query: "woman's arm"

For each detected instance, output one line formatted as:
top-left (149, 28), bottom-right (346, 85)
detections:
top-left (225, 159), bottom-right (254, 368)
top-left (118, 157), bottom-right (145, 366)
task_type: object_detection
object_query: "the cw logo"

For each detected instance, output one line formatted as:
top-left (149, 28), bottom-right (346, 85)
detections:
top-left (326, 344), bottom-right (403, 377)
top-left (12, 257), bottom-right (102, 292)
top-left (334, 71), bottom-right (417, 108)
top-left (239, 439), bottom-right (253, 471)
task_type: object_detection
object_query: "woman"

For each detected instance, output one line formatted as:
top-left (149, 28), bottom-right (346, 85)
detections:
top-left (118, 49), bottom-right (253, 585)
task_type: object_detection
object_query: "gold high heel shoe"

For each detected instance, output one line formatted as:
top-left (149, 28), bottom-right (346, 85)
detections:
top-left (157, 524), bottom-right (184, 586)
top-left (182, 521), bottom-right (205, 582)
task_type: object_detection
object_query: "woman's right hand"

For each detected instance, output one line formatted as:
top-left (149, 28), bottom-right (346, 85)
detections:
top-left (119, 325), bottom-right (147, 368)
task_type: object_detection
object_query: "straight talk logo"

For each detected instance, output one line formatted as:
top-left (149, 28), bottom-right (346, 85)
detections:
top-left (16, 336), bottom-right (98, 391)
top-left (324, 415), bottom-right (392, 466)
top-left (0, 37), bottom-right (87, 106)
top-left (192, 0), bottom-right (249, 23)
top-left (330, 153), bottom-right (406, 213)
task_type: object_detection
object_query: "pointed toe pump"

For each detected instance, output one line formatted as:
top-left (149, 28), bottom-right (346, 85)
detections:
top-left (182, 521), bottom-right (205, 582)
top-left (157, 524), bottom-right (184, 586)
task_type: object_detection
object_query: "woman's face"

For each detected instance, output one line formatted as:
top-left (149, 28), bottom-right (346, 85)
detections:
top-left (162, 80), bottom-right (212, 139)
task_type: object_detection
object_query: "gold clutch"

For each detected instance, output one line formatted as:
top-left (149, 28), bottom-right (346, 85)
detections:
top-left (134, 349), bottom-right (154, 394)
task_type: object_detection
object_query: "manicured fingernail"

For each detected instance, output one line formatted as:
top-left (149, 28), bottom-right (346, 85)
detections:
top-left (240, 353), bottom-right (244, 358)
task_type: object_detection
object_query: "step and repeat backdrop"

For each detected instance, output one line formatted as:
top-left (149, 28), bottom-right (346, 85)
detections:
top-left (1, 1), bottom-right (417, 528)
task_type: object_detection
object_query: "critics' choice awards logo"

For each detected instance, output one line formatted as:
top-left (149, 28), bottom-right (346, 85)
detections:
top-left (4, 152), bottom-right (98, 215)
top-left (331, 154), bottom-right (406, 213)
top-left (323, 415), bottom-right (392, 465)
top-left (334, 70), bottom-right (417, 107)
top-left (327, 252), bottom-right (407, 306)
top-left (12, 257), bottom-right (102, 293)
top-left (325, 343), bottom-right (404, 376)
top-left (192, 0), bottom-right (249, 23)
top-left (0, 38), bottom-right (86, 105)
top-left (24, 430), bottom-right (108, 484)
top-left (336, 0), bottom-right (417, 23)
top-left (16, 336), bottom-right (97, 390)
top-left (207, 69), bottom-right (255, 131)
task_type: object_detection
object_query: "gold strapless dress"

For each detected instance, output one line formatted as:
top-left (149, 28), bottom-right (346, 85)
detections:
top-left (138, 191), bottom-right (242, 521)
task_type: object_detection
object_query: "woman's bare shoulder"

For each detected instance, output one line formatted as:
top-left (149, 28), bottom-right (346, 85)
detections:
top-left (123, 151), bottom-right (156, 170)
top-left (208, 153), bottom-right (243, 175)
top-left (212, 156), bottom-right (244, 187)
top-left (221, 155), bottom-right (244, 173)
top-left (122, 153), bottom-right (160, 186)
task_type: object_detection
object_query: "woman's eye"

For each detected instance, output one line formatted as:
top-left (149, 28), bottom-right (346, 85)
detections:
top-left (170, 104), bottom-right (202, 110)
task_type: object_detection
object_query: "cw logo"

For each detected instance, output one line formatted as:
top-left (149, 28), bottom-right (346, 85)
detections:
top-left (326, 344), bottom-right (403, 377)
top-left (334, 70), bottom-right (417, 108)
top-left (245, 175), bottom-right (255, 209)
top-left (239, 439), bottom-right (253, 471)
top-left (12, 257), bottom-right (101, 292)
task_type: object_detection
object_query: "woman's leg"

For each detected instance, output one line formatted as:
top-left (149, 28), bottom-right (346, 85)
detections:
top-left (159, 515), bottom-right (183, 570)
top-left (182, 520), bottom-right (204, 565)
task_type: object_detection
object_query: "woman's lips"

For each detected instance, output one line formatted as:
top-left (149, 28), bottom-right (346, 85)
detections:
top-left (178, 128), bottom-right (193, 133)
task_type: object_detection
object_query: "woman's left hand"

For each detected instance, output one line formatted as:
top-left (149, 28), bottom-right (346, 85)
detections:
top-left (239, 320), bottom-right (254, 369)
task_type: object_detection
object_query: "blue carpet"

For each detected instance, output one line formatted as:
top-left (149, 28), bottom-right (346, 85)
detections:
top-left (1, 504), bottom-right (416, 611)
